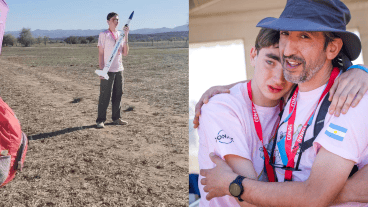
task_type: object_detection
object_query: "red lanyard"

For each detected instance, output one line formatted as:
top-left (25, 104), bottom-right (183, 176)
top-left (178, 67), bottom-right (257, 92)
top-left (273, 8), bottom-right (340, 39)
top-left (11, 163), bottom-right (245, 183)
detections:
top-left (284, 67), bottom-right (340, 181)
top-left (108, 29), bottom-right (117, 41)
top-left (247, 81), bottom-right (283, 182)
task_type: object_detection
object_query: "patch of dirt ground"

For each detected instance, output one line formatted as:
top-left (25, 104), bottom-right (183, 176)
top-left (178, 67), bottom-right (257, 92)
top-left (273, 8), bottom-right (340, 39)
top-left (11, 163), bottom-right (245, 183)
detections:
top-left (0, 46), bottom-right (188, 206)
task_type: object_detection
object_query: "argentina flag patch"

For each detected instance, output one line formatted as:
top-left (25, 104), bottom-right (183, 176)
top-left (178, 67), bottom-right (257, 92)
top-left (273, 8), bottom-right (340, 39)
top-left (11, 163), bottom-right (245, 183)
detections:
top-left (325, 123), bottom-right (347, 141)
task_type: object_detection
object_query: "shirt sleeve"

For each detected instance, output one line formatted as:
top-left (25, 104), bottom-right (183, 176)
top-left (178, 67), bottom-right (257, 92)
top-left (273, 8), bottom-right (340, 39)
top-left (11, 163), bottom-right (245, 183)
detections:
top-left (313, 95), bottom-right (368, 163)
top-left (197, 94), bottom-right (252, 161)
top-left (97, 32), bottom-right (105, 48)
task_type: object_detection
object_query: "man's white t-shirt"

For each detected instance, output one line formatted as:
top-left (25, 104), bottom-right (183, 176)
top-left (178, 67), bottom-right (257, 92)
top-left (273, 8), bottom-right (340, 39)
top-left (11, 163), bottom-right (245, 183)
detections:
top-left (197, 82), bottom-right (280, 207)
top-left (274, 79), bottom-right (368, 206)
top-left (97, 30), bottom-right (124, 72)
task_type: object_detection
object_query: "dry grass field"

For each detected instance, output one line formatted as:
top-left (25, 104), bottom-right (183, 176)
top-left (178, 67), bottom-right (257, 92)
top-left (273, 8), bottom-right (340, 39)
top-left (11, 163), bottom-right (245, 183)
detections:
top-left (0, 42), bottom-right (188, 206)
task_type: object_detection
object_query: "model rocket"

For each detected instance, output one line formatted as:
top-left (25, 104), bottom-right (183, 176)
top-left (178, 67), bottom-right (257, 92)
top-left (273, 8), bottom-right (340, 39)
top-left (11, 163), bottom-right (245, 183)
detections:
top-left (95, 11), bottom-right (134, 80)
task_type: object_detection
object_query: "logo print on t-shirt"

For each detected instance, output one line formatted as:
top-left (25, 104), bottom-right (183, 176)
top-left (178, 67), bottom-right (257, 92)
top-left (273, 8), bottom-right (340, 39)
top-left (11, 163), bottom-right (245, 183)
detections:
top-left (259, 142), bottom-right (273, 160)
top-left (215, 130), bottom-right (234, 144)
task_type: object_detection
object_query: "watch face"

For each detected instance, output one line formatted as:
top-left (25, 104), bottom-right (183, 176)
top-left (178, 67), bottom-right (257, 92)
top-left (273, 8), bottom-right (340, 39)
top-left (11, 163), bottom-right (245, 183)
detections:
top-left (229, 183), bottom-right (241, 197)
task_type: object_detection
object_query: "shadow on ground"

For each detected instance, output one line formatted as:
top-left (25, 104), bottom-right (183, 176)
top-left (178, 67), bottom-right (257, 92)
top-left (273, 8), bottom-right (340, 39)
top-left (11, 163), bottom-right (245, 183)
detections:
top-left (28, 123), bottom-right (117, 140)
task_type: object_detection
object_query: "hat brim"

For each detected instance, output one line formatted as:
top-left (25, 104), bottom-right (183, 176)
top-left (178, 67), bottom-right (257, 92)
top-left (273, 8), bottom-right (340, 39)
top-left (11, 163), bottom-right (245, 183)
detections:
top-left (257, 17), bottom-right (362, 61)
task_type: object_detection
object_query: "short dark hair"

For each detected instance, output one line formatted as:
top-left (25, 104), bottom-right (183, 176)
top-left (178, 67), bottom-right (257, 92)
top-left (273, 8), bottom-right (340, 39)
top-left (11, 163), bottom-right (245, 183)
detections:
top-left (323, 32), bottom-right (347, 69)
top-left (323, 32), bottom-right (337, 51)
top-left (255, 28), bottom-right (280, 54)
top-left (107, 12), bottom-right (118, 21)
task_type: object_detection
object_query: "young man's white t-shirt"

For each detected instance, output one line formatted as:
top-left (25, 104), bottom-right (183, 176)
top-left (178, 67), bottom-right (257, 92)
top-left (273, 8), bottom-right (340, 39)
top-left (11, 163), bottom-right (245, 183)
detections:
top-left (274, 74), bottom-right (368, 206)
top-left (197, 82), bottom-right (280, 207)
top-left (97, 30), bottom-right (124, 72)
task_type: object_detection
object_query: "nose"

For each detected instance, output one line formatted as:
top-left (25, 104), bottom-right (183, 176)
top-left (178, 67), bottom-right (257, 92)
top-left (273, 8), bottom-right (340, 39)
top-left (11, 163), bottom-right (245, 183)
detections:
top-left (273, 64), bottom-right (286, 85)
top-left (281, 36), bottom-right (298, 58)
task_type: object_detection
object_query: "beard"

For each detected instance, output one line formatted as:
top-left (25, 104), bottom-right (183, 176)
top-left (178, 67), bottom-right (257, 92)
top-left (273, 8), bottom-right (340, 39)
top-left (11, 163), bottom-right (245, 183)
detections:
top-left (282, 54), bottom-right (325, 84)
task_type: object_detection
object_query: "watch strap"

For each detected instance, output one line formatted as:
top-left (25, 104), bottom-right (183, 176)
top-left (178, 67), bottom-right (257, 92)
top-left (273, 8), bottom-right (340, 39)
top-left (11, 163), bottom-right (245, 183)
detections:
top-left (230, 175), bottom-right (246, 202)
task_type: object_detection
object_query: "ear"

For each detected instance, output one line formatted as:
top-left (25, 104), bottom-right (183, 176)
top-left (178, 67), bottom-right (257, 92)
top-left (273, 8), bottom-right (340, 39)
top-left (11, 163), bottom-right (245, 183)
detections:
top-left (250, 47), bottom-right (257, 67)
top-left (326, 37), bottom-right (343, 60)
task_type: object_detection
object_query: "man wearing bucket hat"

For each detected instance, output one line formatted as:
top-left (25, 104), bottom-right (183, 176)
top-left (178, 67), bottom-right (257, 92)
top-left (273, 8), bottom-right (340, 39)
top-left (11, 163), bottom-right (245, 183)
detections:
top-left (200, 0), bottom-right (368, 206)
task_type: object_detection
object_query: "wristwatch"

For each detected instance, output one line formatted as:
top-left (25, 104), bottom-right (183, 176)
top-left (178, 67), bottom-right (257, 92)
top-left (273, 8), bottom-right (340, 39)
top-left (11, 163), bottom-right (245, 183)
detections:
top-left (229, 175), bottom-right (246, 202)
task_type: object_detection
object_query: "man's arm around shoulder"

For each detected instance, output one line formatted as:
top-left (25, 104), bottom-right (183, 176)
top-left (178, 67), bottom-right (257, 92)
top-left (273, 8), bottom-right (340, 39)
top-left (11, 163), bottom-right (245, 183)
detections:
top-left (238, 147), bottom-right (355, 207)
top-left (333, 164), bottom-right (368, 204)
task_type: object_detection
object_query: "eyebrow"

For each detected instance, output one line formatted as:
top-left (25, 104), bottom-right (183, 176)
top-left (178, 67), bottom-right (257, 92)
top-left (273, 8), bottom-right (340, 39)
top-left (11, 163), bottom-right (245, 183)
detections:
top-left (302, 31), bottom-right (318, 37)
top-left (266, 53), bottom-right (280, 62)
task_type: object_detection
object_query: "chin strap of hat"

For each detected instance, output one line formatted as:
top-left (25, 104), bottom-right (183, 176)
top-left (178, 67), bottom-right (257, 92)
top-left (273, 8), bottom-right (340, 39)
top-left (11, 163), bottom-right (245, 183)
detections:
top-left (332, 52), bottom-right (353, 72)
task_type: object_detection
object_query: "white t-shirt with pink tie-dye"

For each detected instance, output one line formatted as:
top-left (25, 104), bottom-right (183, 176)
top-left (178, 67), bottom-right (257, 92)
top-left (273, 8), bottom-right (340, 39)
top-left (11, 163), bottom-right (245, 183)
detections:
top-left (197, 82), bottom-right (280, 207)
top-left (98, 30), bottom-right (124, 72)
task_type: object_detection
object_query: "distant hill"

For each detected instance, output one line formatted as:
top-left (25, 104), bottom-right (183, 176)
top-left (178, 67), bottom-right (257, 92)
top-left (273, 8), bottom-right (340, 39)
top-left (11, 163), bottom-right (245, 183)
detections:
top-left (4, 24), bottom-right (188, 39)
top-left (129, 31), bottom-right (188, 42)
top-left (131, 25), bottom-right (188, 34)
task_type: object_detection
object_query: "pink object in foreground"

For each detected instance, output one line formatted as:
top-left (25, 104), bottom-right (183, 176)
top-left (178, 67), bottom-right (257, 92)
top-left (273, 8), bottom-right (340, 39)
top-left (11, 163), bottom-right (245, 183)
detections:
top-left (0, 0), bottom-right (8, 55)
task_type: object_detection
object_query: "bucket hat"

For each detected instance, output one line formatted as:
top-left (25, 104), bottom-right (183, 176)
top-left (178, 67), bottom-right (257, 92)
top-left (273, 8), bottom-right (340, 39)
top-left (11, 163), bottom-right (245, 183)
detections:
top-left (256, 0), bottom-right (361, 61)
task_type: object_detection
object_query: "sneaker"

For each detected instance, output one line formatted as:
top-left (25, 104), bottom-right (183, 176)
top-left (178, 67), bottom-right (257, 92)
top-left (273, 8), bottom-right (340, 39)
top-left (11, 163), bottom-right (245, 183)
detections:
top-left (96, 122), bottom-right (105, 128)
top-left (113, 119), bottom-right (128, 125)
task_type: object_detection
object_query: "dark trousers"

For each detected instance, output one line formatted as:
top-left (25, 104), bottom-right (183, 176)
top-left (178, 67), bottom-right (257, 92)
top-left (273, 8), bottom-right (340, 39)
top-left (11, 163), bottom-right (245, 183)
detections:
top-left (96, 71), bottom-right (124, 123)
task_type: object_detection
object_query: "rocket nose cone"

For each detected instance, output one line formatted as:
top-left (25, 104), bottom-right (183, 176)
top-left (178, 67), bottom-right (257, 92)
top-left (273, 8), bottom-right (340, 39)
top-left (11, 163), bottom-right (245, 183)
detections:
top-left (129, 11), bottom-right (134, 19)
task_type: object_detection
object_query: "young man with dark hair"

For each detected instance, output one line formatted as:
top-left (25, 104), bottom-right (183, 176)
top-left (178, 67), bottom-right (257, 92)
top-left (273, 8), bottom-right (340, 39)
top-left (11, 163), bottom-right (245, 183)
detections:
top-left (200, 0), bottom-right (368, 206)
top-left (96, 12), bottom-right (129, 128)
top-left (198, 27), bottom-right (293, 206)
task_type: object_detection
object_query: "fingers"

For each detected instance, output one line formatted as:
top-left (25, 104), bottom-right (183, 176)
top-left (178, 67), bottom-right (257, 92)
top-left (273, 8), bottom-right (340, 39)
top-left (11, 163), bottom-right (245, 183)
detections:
top-left (351, 90), bottom-right (365, 108)
top-left (203, 97), bottom-right (209, 104)
top-left (329, 78), bottom-right (339, 101)
top-left (339, 85), bottom-right (360, 115)
top-left (329, 67), bottom-right (368, 116)
top-left (194, 102), bottom-right (203, 129)
top-left (193, 111), bottom-right (200, 129)
top-left (222, 89), bottom-right (231, 94)
top-left (200, 169), bottom-right (207, 177)
top-left (351, 80), bottom-right (368, 108)
top-left (329, 77), bottom-right (350, 116)
top-left (200, 173), bottom-right (213, 200)
top-left (209, 152), bottom-right (222, 164)
top-left (206, 191), bottom-right (214, 201)
top-left (202, 184), bottom-right (215, 200)
top-left (194, 86), bottom-right (231, 128)
top-left (200, 177), bottom-right (206, 186)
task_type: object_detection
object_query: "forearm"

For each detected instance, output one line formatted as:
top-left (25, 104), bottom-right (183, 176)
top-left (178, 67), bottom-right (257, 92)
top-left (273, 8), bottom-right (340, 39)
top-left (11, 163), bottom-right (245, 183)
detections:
top-left (98, 54), bottom-right (104, 69)
top-left (225, 155), bottom-right (258, 207)
top-left (332, 164), bottom-right (368, 204)
top-left (238, 149), bottom-right (352, 207)
top-left (224, 157), bottom-right (313, 207)
top-left (239, 178), bottom-right (316, 207)
top-left (123, 42), bottom-right (129, 56)
top-left (123, 35), bottom-right (129, 56)
top-left (202, 149), bottom-right (352, 207)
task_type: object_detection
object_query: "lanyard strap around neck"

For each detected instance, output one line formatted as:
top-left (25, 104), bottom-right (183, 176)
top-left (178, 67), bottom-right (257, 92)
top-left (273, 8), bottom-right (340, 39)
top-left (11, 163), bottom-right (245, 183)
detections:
top-left (283, 67), bottom-right (340, 181)
top-left (247, 81), bottom-right (283, 182)
top-left (108, 29), bottom-right (117, 41)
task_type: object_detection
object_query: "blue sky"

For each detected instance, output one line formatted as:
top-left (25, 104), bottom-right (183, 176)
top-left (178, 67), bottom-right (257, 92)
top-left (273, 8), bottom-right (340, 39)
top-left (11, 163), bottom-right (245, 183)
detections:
top-left (5, 0), bottom-right (188, 31)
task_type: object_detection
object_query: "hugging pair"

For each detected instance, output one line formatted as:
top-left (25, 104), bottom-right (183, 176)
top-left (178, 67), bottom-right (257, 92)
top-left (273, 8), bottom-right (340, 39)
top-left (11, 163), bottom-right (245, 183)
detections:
top-left (195, 0), bottom-right (368, 206)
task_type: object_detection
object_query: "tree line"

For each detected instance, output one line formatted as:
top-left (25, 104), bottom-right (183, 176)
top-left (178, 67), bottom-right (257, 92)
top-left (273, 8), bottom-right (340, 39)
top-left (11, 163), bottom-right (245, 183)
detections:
top-left (2, 28), bottom-right (97, 47)
top-left (3, 28), bottom-right (50, 47)
top-left (3, 28), bottom-right (189, 47)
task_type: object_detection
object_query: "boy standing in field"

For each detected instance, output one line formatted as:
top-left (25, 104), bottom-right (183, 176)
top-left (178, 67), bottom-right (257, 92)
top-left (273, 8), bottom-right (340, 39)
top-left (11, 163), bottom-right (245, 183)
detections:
top-left (96, 12), bottom-right (129, 128)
